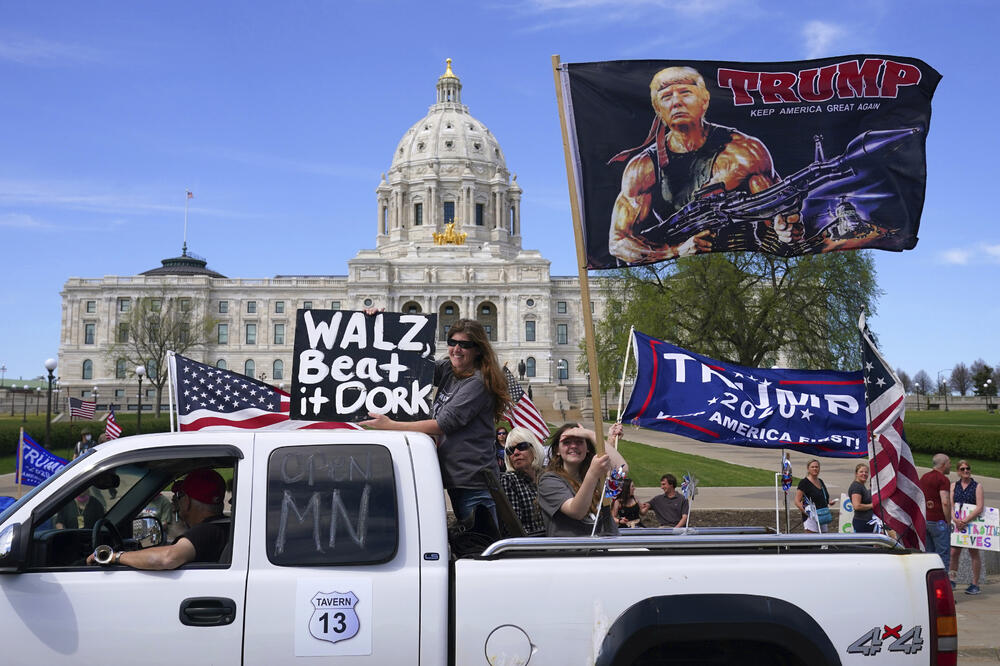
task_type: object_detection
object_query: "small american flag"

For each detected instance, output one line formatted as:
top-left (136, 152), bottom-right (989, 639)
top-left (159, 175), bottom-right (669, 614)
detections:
top-left (186, 190), bottom-right (194, 199)
top-left (170, 353), bottom-right (361, 431)
top-left (860, 313), bottom-right (926, 550)
top-left (502, 366), bottom-right (550, 442)
top-left (69, 396), bottom-right (96, 420)
top-left (105, 407), bottom-right (122, 440)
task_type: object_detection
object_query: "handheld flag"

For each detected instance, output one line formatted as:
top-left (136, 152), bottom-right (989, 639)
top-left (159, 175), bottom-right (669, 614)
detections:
top-left (781, 453), bottom-right (793, 492)
top-left (859, 312), bottom-right (926, 550)
top-left (503, 366), bottom-right (550, 443)
top-left (603, 464), bottom-right (627, 500)
top-left (68, 396), bottom-right (96, 420)
top-left (622, 330), bottom-right (867, 457)
top-left (170, 353), bottom-right (361, 431)
top-left (681, 472), bottom-right (698, 500)
top-left (16, 431), bottom-right (68, 487)
top-left (105, 406), bottom-right (122, 440)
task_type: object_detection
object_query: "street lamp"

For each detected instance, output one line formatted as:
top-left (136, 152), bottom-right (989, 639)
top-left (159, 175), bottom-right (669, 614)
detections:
top-left (35, 388), bottom-right (41, 416)
top-left (92, 385), bottom-right (99, 410)
top-left (937, 369), bottom-right (951, 412)
top-left (44, 358), bottom-right (57, 447)
top-left (986, 379), bottom-right (994, 412)
top-left (0, 363), bottom-right (6, 387)
top-left (22, 384), bottom-right (29, 422)
top-left (914, 382), bottom-right (921, 411)
top-left (136, 365), bottom-right (146, 434)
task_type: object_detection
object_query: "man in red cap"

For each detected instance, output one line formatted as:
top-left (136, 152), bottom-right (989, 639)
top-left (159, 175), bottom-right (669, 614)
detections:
top-left (89, 468), bottom-right (229, 570)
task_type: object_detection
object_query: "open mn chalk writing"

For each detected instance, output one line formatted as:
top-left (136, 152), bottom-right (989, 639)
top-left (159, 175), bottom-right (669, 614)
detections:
top-left (280, 452), bottom-right (372, 485)
top-left (291, 309), bottom-right (437, 422)
top-left (267, 444), bottom-right (398, 566)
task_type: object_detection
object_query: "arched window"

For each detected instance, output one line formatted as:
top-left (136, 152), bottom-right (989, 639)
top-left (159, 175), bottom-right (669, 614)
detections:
top-left (245, 359), bottom-right (255, 378)
top-left (402, 300), bottom-right (422, 314)
top-left (526, 357), bottom-right (536, 378)
top-left (477, 300), bottom-right (498, 342)
top-left (115, 359), bottom-right (127, 379)
top-left (216, 359), bottom-right (227, 370)
top-left (82, 359), bottom-right (93, 380)
top-left (439, 301), bottom-right (460, 339)
top-left (273, 359), bottom-right (284, 381)
top-left (558, 359), bottom-right (569, 380)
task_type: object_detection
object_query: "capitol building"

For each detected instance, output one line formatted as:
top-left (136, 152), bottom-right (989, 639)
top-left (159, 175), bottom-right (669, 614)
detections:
top-left (57, 61), bottom-right (605, 413)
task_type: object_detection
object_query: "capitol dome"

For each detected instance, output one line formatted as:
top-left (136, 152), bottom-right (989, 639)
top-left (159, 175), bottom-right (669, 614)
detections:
top-left (375, 59), bottom-right (522, 253)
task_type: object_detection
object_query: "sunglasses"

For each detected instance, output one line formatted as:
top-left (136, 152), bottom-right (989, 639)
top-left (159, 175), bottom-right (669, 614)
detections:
top-left (496, 430), bottom-right (508, 436)
top-left (959, 466), bottom-right (970, 471)
top-left (505, 441), bottom-right (532, 456)
top-left (447, 338), bottom-right (477, 350)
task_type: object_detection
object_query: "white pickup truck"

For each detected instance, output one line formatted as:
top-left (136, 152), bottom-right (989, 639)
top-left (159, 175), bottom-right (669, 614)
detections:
top-left (0, 431), bottom-right (957, 665)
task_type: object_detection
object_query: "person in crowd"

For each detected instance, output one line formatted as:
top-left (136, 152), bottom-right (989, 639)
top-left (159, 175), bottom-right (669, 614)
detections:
top-left (55, 490), bottom-right (104, 530)
top-left (499, 427), bottom-right (546, 535)
top-left (643, 473), bottom-right (689, 528)
top-left (918, 453), bottom-right (952, 571)
top-left (849, 462), bottom-right (875, 533)
top-left (794, 459), bottom-right (836, 533)
top-left (950, 460), bottom-right (985, 595)
top-left (362, 317), bottom-right (510, 525)
top-left (89, 468), bottom-right (229, 569)
top-left (495, 426), bottom-right (509, 474)
top-left (74, 429), bottom-right (94, 459)
top-left (537, 422), bottom-right (626, 536)
top-left (612, 478), bottom-right (643, 528)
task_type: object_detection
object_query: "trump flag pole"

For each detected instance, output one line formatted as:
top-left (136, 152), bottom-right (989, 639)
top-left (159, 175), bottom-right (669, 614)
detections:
top-left (17, 427), bottom-right (25, 499)
top-left (553, 53), bottom-right (605, 451)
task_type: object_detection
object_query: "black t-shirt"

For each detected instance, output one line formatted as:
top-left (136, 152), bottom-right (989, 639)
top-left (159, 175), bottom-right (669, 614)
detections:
top-left (180, 516), bottom-right (229, 563)
top-left (797, 477), bottom-right (829, 519)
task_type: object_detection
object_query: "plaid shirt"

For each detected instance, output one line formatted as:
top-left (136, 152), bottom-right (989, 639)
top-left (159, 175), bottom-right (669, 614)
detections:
top-left (500, 470), bottom-right (544, 535)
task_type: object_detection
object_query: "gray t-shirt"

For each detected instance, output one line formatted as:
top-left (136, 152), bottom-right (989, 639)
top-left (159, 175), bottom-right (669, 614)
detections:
top-left (432, 358), bottom-right (496, 489)
top-left (649, 493), bottom-right (689, 526)
top-left (537, 472), bottom-right (618, 537)
top-left (848, 480), bottom-right (873, 523)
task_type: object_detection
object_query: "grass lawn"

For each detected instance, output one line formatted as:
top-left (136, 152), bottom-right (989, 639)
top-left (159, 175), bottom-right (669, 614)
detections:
top-left (906, 410), bottom-right (1000, 429)
top-left (618, 438), bottom-right (775, 487)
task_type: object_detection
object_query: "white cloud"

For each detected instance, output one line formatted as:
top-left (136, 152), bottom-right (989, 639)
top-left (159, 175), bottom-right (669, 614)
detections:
top-left (983, 243), bottom-right (1000, 261)
top-left (0, 35), bottom-right (102, 66)
top-left (802, 20), bottom-right (846, 59)
top-left (940, 249), bottom-right (972, 265)
top-left (0, 212), bottom-right (51, 229)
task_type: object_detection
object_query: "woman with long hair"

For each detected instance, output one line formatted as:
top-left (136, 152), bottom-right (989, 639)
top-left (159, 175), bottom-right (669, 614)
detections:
top-left (612, 478), bottom-right (642, 528)
top-left (950, 460), bottom-right (985, 595)
top-left (363, 318), bottom-right (510, 523)
top-left (537, 422), bottom-right (626, 536)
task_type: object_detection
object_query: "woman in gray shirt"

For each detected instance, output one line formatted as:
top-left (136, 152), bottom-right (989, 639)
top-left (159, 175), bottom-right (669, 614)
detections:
top-left (537, 422), bottom-right (627, 536)
top-left (362, 318), bottom-right (510, 523)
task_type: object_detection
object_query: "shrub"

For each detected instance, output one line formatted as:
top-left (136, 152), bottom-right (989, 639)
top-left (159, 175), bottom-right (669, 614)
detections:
top-left (0, 416), bottom-right (172, 458)
top-left (904, 424), bottom-right (1000, 462)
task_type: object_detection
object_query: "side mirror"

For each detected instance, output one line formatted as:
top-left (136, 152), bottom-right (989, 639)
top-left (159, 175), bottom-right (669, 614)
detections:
top-left (0, 523), bottom-right (30, 573)
top-left (131, 516), bottom-right (163, 548)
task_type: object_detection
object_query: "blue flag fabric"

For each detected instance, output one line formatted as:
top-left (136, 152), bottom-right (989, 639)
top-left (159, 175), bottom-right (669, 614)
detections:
top-left (622, 331), bottom-right (867, 458)
top-left (16, 431), bottom-right (68, 487)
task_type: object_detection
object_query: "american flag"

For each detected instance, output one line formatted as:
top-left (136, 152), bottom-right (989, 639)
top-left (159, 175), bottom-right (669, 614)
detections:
top-left (170, 353), bottom-right (361, 431)
top-left (68, 396), bottom-right (96, 420)
top-left (502, 366), bottom-right (550, 442)
top-left (186, 190), bottom-right (194, 199)
top-left (105, 406), bottom-right (122, 440)
top-left (860, 313), bottom-right (926, 550)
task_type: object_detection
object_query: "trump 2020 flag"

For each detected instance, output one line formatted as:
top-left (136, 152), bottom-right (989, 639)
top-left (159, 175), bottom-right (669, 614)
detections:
top-left (859, 313), bottom-right (926, 550)
top-left (622, 330), bottom-right (866, 457)
top-left (16, 430), bottom-right (68, 487)
top-left (556, 56), bottom-right (940, 268)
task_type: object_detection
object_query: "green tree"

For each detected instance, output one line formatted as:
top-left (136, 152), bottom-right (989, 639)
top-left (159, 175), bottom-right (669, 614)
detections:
top-left (590, 250), bottom-right (880, 377)
top-left (107, 294), bottom-right (216, 416)
top-left (971, 360), bottom-right (996, 396)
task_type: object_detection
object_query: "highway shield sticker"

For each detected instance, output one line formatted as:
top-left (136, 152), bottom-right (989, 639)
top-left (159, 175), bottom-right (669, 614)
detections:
top-left (309, 591), bottom-right (360, 643)
top-left (295, 578), bottom-right (372, 656)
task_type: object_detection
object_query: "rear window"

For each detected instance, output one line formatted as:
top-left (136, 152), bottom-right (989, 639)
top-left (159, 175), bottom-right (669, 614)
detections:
top-left (265, 444), bottom-right (397, 566)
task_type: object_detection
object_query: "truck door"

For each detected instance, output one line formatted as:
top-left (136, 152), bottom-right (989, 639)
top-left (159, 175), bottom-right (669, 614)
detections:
top-left (242, 438), bottom-right (422, 664)
top-left (0, 443), bottom-right (250, 665)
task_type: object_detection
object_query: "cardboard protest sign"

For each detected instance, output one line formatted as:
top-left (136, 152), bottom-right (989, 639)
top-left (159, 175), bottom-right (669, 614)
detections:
top-left (950, 504), bottom-right (998, 552)
top-left (291, 310), bottom-right (436, 422)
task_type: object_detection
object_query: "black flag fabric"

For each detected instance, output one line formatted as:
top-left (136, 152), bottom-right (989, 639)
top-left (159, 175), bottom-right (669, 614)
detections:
top-left (556, 56), bottom-right (940, 269)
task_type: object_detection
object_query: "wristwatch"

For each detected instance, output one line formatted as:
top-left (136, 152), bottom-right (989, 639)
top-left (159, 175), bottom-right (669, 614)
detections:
top-left (115, 550), bottom-right (124, 565)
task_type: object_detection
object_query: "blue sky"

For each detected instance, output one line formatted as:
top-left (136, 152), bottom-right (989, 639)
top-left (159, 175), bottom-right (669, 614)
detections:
top-left (2, 0), bottom-right (997, 386)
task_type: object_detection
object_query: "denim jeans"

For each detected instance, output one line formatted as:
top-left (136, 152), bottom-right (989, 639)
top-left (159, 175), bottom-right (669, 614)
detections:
top-left (448, 487), bottom-right (497, 525)
top-left (925, 519), bottom-right (951, 569)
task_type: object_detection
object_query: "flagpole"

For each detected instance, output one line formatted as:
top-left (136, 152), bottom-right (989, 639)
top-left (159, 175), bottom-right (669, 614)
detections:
top-left (858, 307), bottom-right (891, 537)
top-left (615, 326), bottom-right (635, 424)
top-left (17, 427), bottom-right (24, 499)
top-left (167, 351), bottom-right (176, 433)
top-left (552, 54), bottom-right (605, 451)
top-left (183, 190), bottom-right (190, 256)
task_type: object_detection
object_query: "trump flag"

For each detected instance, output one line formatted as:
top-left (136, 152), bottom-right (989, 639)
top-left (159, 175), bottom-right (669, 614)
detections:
top-left (16, 430), bottom-right (68, 487)
top-left (556, 56), bottom-right (940, 268)
top-left (622, 330), bottom-right (867, 457)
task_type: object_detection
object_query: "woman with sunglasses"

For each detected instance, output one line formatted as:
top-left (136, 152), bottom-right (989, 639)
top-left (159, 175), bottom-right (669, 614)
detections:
top-left (949, 460), bottom-right (985, 595)
top-left (495, 427), bottom-right (509, 474)
top-left (362, 318), bottom-right (510, 524)
top-left (499, 427), bottom-right (546, 535)
top-left (537, 422), bottom-right (627, 536)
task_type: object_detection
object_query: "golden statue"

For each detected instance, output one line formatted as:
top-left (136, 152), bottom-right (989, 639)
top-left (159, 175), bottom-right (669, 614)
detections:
top-left (433, 222), bottom-right (467, 245)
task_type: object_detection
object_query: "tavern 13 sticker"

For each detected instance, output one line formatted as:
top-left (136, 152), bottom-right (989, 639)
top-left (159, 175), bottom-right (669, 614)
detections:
top-left (295, 579), bottom-right (373, 656)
